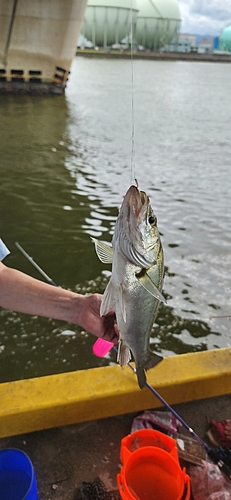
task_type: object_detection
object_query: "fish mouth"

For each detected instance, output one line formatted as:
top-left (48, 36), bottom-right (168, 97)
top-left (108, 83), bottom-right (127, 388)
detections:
top-left (125, 185), bottom-right (148, 218)
top-left (116, 185), bottom-right (155, 267)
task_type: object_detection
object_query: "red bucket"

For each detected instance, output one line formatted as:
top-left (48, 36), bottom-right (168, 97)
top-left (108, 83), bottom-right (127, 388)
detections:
top-left (117, 429), bottom-right (190, 500)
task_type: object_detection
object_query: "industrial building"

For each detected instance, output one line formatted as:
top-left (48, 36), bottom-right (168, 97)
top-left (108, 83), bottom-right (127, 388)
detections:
top-left (166, 34), bottom-right (222, 54)
top-left (81, 0), bottom-right (181, 50)
top-left (164, 32), bottom-right (196, 53)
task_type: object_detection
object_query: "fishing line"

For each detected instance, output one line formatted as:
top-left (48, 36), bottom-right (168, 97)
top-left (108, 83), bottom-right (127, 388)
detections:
top-left (210, 315), bottom-right (231, 319)
top-left (16, 242), bottom-right (231, 480)
top-left (130, 0), bottom-right (136, 185)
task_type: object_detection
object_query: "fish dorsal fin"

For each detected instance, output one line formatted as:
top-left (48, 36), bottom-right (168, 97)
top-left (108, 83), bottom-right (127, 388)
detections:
top-left (91, 238), bottom-right (114, 264)
top-left (100, 281), bottom-right (126, 323)
top-left (117, 339), bottom-right (131, 369)
top-left (137, 270), bottom-right (167, 304)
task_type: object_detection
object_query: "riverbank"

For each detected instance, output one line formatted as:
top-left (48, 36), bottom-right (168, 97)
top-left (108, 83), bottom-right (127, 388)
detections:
top-left (76, 48), bottom-right (231, 63)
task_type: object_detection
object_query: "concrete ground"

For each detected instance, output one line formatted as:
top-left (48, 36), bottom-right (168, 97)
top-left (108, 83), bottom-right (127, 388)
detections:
top-left (0, 393), bottom-right (231, 499)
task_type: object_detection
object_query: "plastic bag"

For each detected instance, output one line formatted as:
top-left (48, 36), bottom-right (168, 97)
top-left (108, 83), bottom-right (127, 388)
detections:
top-left (131, 410), bottom-right (180, 434)
top-left (189, 460), bottom-right (231, 499)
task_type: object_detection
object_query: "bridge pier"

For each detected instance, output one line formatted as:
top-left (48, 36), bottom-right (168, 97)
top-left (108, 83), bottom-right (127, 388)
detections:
top-left (0, 0), bottom-right (87, 94)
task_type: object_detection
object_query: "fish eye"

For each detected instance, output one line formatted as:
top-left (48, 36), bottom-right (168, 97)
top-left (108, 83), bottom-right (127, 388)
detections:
top-left (148, 215), bottom-right (156, 226)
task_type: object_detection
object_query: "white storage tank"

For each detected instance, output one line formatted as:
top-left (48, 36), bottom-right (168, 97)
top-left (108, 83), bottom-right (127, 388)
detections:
top-left (135, 0), bottom-right (181, 50)
top-left (82, 0), bottom-right (138, 47)
top-left (220, 25), bottom-right (231, 52)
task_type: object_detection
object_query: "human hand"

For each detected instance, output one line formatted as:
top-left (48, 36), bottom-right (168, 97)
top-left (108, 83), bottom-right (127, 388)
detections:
top-left (76, 293), bottom-right (119, 343)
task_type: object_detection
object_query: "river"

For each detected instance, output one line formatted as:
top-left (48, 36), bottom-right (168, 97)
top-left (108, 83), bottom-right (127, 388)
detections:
top-left (0, 56), bottom-right (231, 382)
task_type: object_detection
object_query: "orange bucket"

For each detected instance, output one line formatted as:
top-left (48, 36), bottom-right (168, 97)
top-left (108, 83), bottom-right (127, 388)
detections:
top-left (117, 429), bottom-right (190, 500)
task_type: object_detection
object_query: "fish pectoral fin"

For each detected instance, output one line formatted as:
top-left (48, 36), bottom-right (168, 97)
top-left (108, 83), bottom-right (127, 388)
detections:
top-left (117, 340), bottom-right (131, 369)
top-left (91, 237), bottom-right (114, 264)
top-left (100, 280), bottom-right (116, 316)
top-left (100, 282), bottom-right (126, 323)
top-left (136, 271), bottom-right (167, 304)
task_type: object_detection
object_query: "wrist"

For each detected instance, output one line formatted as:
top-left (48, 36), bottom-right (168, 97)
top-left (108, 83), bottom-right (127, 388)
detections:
top-left (68, 293), bottom-right (86, 327)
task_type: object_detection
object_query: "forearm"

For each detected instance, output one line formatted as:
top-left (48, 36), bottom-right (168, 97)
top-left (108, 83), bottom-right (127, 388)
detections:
top-left (0, 262), bottom-right (117, 341)
top-left (0, 263), bottom-right (82, 324)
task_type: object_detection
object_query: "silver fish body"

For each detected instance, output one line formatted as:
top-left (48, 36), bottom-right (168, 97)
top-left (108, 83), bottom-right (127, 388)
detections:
top-left (92, 185), bottom-right (166, 389)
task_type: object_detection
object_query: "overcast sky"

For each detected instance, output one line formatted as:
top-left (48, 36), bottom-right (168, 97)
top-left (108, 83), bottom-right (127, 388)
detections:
top-left (178, 0), bottom-right (231, 36)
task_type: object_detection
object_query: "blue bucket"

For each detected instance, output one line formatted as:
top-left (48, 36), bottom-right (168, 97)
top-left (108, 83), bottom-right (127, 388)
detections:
top-left (0, 448), bottom-right (39, 500)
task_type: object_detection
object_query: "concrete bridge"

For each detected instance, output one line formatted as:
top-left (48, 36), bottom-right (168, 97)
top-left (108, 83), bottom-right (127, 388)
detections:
top-left (0, 0), bottom-right (87, 94)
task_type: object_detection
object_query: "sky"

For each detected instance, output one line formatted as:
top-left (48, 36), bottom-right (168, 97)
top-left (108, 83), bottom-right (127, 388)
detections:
top-left (178, 0), bottom-right (231, 36)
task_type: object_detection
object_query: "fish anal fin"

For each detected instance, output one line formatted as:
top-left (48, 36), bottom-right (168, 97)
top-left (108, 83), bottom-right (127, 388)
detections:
top-left (91, 238), bottom-right (114, 264)
top-left (117, 340), bottom-right (131, 369)
top-left (137, 270), bottom-right (167, 304)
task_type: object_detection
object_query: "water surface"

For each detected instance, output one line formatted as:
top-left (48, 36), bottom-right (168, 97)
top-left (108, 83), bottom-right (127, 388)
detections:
top-left (0, 57), bottom-right (231, 382)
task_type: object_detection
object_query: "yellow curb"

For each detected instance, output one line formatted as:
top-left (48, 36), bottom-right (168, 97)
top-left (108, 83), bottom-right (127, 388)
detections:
top-left (0, 348), bottom-right (231, 438)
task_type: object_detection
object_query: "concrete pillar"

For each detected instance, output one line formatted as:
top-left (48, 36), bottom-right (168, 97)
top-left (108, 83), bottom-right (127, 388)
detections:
top-left (0, 0), bottom-right (87, 94)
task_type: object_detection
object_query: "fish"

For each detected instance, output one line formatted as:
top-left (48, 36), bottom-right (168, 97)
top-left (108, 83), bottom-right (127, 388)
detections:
top-left (92, 185), bottom-right (166, 389)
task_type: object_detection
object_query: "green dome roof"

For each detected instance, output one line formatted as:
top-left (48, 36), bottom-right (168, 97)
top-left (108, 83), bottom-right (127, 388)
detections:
top-left (137, 0), bottom-right (181, 20)
top-left (220, 25), bottom-right (231, 51)
top-left (85, 0), bottom-right (137, 7)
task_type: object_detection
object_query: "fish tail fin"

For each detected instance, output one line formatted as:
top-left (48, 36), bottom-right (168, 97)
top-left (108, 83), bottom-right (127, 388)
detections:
top-left (137, 352), bottom-right (163, 389)
top-left (145, 351), bottom-right (163, 371)
top-left (136, 368), bottom-right (147, 389)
